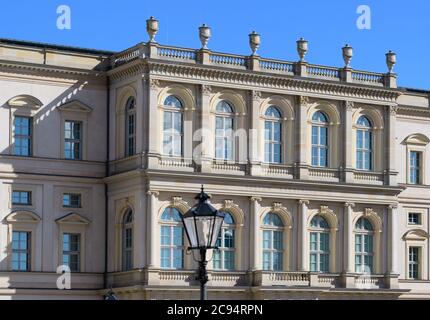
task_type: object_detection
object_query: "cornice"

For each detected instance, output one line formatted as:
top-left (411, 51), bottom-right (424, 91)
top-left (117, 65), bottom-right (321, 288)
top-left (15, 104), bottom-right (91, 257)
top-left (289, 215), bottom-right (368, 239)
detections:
top-left (107, 58), bottom-right (402, 104)
top-left (397, 105), bottom-right (430, 119)
top-left (0, 59), bottom-right (108, 82)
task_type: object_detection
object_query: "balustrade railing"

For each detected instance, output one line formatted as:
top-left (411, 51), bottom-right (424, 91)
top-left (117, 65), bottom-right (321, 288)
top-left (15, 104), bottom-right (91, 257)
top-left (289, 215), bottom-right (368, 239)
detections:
top-left (209, 52), bottom-right (247, 68)
top-left (111, 43), bottom-right (392, 88)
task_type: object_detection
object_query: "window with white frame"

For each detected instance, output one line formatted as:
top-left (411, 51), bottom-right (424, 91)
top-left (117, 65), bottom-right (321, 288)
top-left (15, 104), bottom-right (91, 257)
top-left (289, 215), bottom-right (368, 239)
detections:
top-left (162, 95), bottom-right (183, 157)
top-left (356, 116), bottom-right (373, 170)
top-left (408, 247), bottom-right (420, 279)
top-left (309, 215), bottom-right (330, 273)
top-left (64, 120), bottom-right (82, 160)
top-left (160, 207), bottom-right (184, 269)
top-left (63, 193), bottom-right (81, 208)
top-left (409, 151), bottom-right (422, 185)
top-left (311, 111), bottom-right (329, 167)
top-left (215, 101), bottom-right (235, 161)
top-left (12, 231), bottom-right (31, 271)
top-left (12, 191), bottom-right (32, 206)
top-left (125, 97), bottom-right (136, 157)
top-left (354, 218), bottom-right (374, 274)
top-left (13, 116), bottom-right (32, 157)
top-left (122, 209), bottom-right (133, 271)
top-left (408, 212), bottom-right (422, 226)
top-left (264, 106), bottom-right (282, 164)
top-left (62, 233), bottom-right (81, 272)
top-left (213, 212), bottom-right (235, 270)
top-left (262, 212), bottom-right (284, 271)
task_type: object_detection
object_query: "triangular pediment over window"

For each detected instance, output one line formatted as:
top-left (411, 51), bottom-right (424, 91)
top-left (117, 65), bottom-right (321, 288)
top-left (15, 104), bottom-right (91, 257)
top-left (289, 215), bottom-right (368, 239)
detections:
top-left (4, 210), bottom-right (41, 224)
top-left (55, 212), bottom-right (91, 225)
top-left (57, 100), bottom-right (93, 113)
top-left (7, 95), bottom-right (43, 109)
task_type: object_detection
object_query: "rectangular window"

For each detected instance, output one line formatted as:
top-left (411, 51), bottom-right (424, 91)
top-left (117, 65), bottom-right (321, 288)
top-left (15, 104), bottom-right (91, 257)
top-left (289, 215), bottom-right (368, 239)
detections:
top-left (13, 116), bottom-right (32, 156)
top-left (408, 247), bottom-right (420, 279)
top-left (12, 231), bottom-right (31, 271)
top-left (62, 233), bottom-right (80, 272)
top-left (64, 121), bottom-right (82, 160)
top-left (409, 151), bottom-right (421, 184)
top-left (62, 193), bottom-right (81, 208)
top-left (408, 213), bottom-right (422, 225)
top-left (12, 191), bottom-right (32, 206)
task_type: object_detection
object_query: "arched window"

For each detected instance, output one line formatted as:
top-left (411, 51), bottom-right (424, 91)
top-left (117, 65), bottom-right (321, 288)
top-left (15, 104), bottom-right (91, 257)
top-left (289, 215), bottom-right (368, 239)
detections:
top-left (215, 101), bottom-right (235, 160)
top-left (213, 212), bottom-right (235, 270)
top-left (309, 215), bottom-right (330, 272)
top-left (264, 106), bottom-right (282, 164)
top-left (356, 116), bottom-right (373, 170)
top-left (355, 217), bottom-right (374, 274)
top-left (262, 212), bottom-right (284, 271)
top-left (163, 95), bottom-right (183, 157)
top-left (122, 209), bottom-right (133, 271)
top-left (160, 207), bottom-right (184, 269)
top-left (125, 97), bottom-right (136, 157)
top-left (311, 111), bottom-right (329, 167)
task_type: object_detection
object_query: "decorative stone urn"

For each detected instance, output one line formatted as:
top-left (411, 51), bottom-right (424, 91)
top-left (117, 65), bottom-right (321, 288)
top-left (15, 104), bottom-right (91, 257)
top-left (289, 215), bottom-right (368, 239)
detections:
top-left (146, 16), bottom-right (159, 43)
top-left (342, 44), bottom-right (353, 67)
top-left (386, 50), bottom-right (396, 73)
top-left (199, 24), bottom-right (211, 50)
top-left (249, 31), bottom-right (261, 56)
top-left (297, 38), bottom-right (308, 62)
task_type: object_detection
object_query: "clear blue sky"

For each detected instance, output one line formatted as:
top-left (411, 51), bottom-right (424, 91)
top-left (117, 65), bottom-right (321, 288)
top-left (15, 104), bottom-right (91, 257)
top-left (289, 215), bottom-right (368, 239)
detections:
top-left (0, 0), bottom-right (429, 89)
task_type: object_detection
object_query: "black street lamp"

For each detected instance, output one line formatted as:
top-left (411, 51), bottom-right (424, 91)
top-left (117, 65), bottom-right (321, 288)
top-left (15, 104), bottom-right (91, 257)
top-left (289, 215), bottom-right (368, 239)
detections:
top-left (181, 186), bottom-right (225, 301)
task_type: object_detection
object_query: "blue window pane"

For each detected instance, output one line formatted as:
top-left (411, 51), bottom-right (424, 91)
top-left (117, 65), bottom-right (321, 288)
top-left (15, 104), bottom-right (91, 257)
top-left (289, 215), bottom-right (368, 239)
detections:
top-left (310, 254), bottom-right (317, 272)
top-left (273, 144), bottom-right (281, 163)
top-left (312, 126), bottom-right (318, 144)
top-left (273, 252), bottom-right (283, 271)
top-left (274, 123), bottom-right (281, 141)
top-left (161, 248), bottom-right (170, 268)
top-left (224, 251), bottom-right (235, 270)
top-left (263, 231), bottom-right (270, 249)
top-left (213, 251), bottom-right (221, 269)
top-left (263, 252), bottom-right (270, 270)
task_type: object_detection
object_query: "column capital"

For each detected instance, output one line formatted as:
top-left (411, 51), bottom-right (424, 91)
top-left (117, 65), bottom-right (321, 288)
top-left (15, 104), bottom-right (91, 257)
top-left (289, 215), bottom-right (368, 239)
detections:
top-left (345, 101), bottom-right (355, 111)
top-left (250, 196), bottom-right (262, 203)
top-left (250, 90), bottom-right (262, 101)
top-left (298, 199), bottom-right (310, 205)
top-left (147, 190), bottom-right (160, 197)
top-left (149, 78), bottom-right (161, 90)
top-left (201, 84), bottom-right (213, 96)
top-left (344, 202), bottom-right (355, 208)
top-left (388, 203), bottom-right (399, 210)
top-left (297, 95), bottom-right (310, 106)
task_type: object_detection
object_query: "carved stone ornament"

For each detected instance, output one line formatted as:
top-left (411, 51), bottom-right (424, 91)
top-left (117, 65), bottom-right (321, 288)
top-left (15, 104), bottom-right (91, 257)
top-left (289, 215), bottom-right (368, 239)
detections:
top-left (298, 96), bottom-right (309, 106)
top-left (202, 85), bottom-right (212, 95)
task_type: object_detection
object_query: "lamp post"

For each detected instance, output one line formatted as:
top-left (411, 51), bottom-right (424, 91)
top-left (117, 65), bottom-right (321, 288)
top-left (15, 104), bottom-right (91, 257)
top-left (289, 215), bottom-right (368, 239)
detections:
top-left (181, 186), bottom-right (225, 301)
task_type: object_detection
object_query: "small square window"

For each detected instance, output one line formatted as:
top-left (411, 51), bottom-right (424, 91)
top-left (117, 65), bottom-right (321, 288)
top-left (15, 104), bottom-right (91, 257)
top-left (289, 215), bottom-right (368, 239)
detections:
top-left (63, 193), bottom-right (81, 208)
top-left (12, 191), bottom-right (32, 206)
top-left (408, 213), bottom-right (422, 225)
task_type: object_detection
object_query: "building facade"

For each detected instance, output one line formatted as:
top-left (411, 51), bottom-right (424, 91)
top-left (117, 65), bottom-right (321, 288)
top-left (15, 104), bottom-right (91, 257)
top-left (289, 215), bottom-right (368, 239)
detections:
top-left (1, 20), bottom-right (430, 300)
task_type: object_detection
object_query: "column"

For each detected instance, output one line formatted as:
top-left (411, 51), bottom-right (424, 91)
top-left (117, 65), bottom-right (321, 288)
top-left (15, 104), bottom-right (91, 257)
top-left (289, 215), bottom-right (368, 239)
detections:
top-left (386, 106), bottom-right (398, 185)
top-left (250, 197), bottom-right (262, 271)
top-left (249, 91), bottom-right (261, 175)
top-left (296, 97), bottom-right (309, 179)
top-left (134, 189), bottom-right (147, 268)
top-left (388, 204), bottom-right (399, 274)
top-left (343, 202), bottom-right (355, 273)
top-left (344, 102), bottom-right (354, 183)
top-left (386, 204), bottom-right (399, 289)
top-left (299, 200), bottom-right (309, 271)
top-left (146, 190), bottom-right (159, 268)
top-left (200, 85), bottom-right (212, 172)
top-left (147, 78), bottom-right (160, 168)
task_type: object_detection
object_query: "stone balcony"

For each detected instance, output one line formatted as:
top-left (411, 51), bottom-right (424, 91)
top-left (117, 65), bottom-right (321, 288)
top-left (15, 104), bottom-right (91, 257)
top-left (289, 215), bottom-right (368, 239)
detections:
top-left (107, 269), bottom-right (397, 291)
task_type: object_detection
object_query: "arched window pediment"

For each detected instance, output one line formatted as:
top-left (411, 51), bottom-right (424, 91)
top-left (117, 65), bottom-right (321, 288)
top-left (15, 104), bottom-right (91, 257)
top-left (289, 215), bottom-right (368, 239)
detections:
top-left (307, 101), bottom-right (341, 126)
top-left (7, 95), bottom-right (43, 110)
top-left (403, 133), bottom-right (430, 146)
top-left (308, 206), bottom-right (338, 230)
top-left (402, 229), bottom-right (429, 241)
top-left (4, 210), bottom-right (41, 224)
top-left (218, 200), bottom-right (245, 227)
top-left (260, 96), bottom-right (294, 120)
top-left (216, 100), bottom-right (234, 114)
top-left (260, 203), bottom-right (293, 229)
top-left (354, 209), bottom-right (382, 233)
top-left (210, 91), bottom-right (246, 115)
top-left (158, 85), bottom-right (196, 111)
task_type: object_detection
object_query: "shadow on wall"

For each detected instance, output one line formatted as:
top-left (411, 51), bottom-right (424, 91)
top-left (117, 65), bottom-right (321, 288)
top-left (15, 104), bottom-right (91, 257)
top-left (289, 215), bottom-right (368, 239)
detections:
top-left (0, 59), bottom-right (108, 299)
